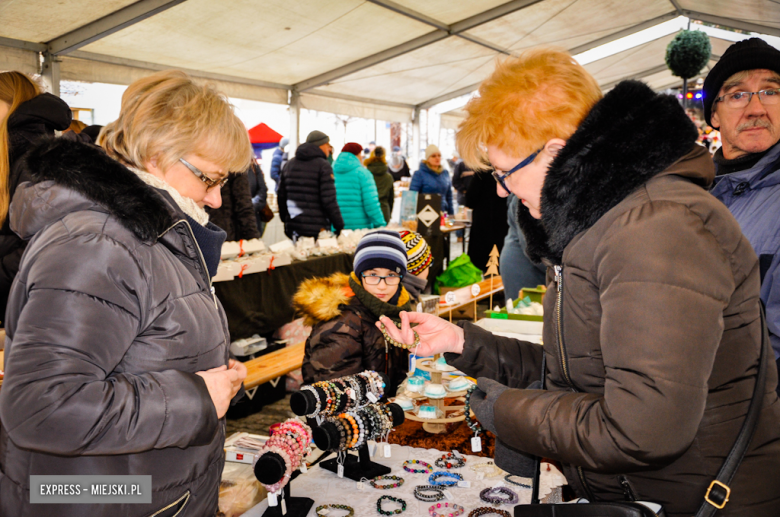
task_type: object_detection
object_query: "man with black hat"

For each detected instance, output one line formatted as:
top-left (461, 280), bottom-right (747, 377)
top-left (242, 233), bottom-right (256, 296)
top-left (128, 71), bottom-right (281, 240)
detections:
top-left (278, 130), bottom-right (344, 239)
top-left (706, 37), bottom-right (780, 393)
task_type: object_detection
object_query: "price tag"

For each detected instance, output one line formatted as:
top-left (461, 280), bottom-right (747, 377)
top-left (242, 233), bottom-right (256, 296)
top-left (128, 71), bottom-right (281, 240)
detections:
top-left (496, 481), bottom-right (505, 488)
top-left (452, 450), bottom-right (462, 459)
top-left (281, 498), bottom-right (287, 515)
top-left (445, 291), bottom-right (457, 305)
top-left (316, 415), bottom-right (323, 426)
top-left (476, 472), bottom-right (485, 481)
top-left (319, 509), bottom-right (330, 515)
top-left (370, 442), bottom-right (378, 457)
top-left (384, 444), bottom-right (392, 457)
top-left (443, 489), bottom-right (453, 500)
top-left (367, 392), bottom-right (378, 403)
top-left (416, 302), bottom-right (423, 312)
top-left (471, 283), bottom-right (481, 296)
top-left (300, 462), bottom-right (308, 473)
top-left (457, 481), bottom-right (471, 488)
top-left (471, 436), bottom-right (483, 453)
top-left (268, 492), bottom-right (278, 507)
top-left (357, 481), bottom-right (365, 491)
top-left (338, 464), bottom-right (344, 478)
top-left (410, 356), bottom-right (417, 372)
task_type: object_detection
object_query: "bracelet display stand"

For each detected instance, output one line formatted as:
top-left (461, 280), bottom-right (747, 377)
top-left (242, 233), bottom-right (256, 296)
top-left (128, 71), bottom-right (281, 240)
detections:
top-left (402, 355), bottom-right (471, 434)
top-left (254, 453), bottom-right (314, 517)
top-left (311, 403), bottom-right (405, 482)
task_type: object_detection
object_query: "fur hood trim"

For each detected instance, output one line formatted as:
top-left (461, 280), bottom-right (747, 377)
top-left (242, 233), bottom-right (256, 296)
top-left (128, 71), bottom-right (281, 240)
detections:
top-left (293, 273), bottom-right (354, 326)
top-left (518, 80), bottom-right (700, 264)
top-left (17, 138), bottom-right (177, 242)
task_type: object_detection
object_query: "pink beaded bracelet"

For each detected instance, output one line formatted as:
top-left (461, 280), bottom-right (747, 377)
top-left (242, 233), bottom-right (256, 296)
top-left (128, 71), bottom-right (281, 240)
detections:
top-left (429, 502), bottom-right (465, 517)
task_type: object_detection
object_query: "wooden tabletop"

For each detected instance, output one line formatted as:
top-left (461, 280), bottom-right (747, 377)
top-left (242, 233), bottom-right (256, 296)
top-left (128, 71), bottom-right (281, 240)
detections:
top-left (437, 276), bottom-right (504, 317)
top-left (440, 222), bottom-right (469, 234)
top-left (243, 341), bottom-right (305, 390)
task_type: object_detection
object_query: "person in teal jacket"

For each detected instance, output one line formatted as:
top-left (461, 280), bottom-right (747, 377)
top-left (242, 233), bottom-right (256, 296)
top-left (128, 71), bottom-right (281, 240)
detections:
top-left (333, 143), bottom-right (386, 230)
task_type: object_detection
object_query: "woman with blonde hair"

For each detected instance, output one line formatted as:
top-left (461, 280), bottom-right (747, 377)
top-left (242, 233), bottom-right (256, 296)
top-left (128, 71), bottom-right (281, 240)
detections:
top-left (0, 70), bottom-right (252, 517)
top-left (381, 48), bottom-right (780, 515)
top-left (0, 71), bottom-right (71, 321)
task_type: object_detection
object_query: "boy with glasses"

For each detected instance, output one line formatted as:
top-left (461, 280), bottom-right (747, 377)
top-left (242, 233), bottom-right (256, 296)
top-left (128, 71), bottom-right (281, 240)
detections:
top-left (296, 230), bottom-right (413, 396)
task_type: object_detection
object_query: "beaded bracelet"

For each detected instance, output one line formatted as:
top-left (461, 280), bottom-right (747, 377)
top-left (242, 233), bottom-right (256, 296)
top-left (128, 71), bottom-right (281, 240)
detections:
top-left (316, 504), bottom-right (355, 517)
top-left (465, 385), bottom-right (484, 435)
top-left (413, 485), bottom-right (445, 502)
top-left (470, 462), bottom-right (503, 478)
top-left (435, 452), bottom-right (465, 469)
top-left (370, 475), bottom-right (405, 489)
top-left (467, 508), bottom-right (511, 517)
top-left (300, 385), bottom-right (322, 416)
top-left (428, 471), bottom-right (462, 486)
top-left (479, 486), bottom-right (519, 506)
top-left (379, 318), bottom-right (420, 350)
top-left (377, 495), bottom-right (407, 515)
top-left (504, 474), bottom-right (532, 489)
top-left (403, 459), bottom-right (433, 474)
top-left (429, 502), bottom-right (464, 517)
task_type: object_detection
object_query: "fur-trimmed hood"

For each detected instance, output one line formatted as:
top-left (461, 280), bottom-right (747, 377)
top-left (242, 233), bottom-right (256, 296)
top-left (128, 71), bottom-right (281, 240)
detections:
top-left (11, 138), bottom-right (177, 243)
top-left (517, 80), bottom-right (705, 264)
top-left (293, 272), bottom-right (354, 326)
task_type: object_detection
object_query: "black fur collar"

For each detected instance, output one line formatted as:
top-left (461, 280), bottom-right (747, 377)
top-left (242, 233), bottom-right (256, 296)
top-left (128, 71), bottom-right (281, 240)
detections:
top-left (517, 80), bottom-right (698, 264)
top-left (20, 138), bottom-right (177, 242)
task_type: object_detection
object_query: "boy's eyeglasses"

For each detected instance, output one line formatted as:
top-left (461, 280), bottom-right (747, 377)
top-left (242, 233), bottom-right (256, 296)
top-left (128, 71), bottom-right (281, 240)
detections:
top-left (361, 273), bottom-right (401, 286)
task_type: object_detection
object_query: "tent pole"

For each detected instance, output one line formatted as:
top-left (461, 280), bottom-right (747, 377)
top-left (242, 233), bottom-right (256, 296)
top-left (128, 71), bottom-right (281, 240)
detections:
top-left (289, 90), bottom-right (301, 151)
top-left (41, 52), bottom-right (61, 97)
top-left (412, 107), bottom-right (421, 166)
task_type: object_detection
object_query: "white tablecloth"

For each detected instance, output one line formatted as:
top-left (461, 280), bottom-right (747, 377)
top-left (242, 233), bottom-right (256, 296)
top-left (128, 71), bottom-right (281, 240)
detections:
top-left (243, 442), bottom-right (566, 516)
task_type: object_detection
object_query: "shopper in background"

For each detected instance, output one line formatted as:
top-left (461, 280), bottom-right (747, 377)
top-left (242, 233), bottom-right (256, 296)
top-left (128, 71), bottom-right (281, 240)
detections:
top-left (500, 194), bottom-right (546, 300)
top-left (364, 146), bottom-right (394, 223)
top-left (388, 145), bottom-right (410, 181)
top-left (247, 160), bottom-right (270, 236)
top-left (705, 38), bottom-right (780, 394)
top-left (296, 230), bottom-right (412, 396)
top-left (0, 70), bottom-right (250, 517)
top-left (0, 71), bottom-right (71, 325)
top-left (399, 229), bottom-right (433, 302)
top-left (381, 48), bottom-right (780, 514)
top-left (278, 130), bottom-right (344, 239)
top-left (333, 142), bottom-right (385, 230)
top-left (452, 157), bottom-right (475, 207)
top-left (410, 144), bottom-right (454, 215)
top-left (270, 136), bottom-right (288, 191)
top-left (464, 171), bottom-right (508, 272)
top-left (206, 164), bottom-right (262, 241)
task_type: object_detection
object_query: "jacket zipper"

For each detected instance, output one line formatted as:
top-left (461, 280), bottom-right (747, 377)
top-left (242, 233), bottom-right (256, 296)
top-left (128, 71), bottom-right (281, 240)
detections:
top-left (159, 219), bottom-right (218, 310)
top-left (555, 265), bottom-right (596, 502)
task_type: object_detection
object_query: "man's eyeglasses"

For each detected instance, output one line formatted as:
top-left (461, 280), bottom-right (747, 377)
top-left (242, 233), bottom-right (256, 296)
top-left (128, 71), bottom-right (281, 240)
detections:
top-left (179, 158), bottom-right (229, 191)
top-left (715, 88), bottom-right (780, 109)
top-left (361, 273), bottom-right (401, 286)
top-left (492, 147), bottom-right (543, 194)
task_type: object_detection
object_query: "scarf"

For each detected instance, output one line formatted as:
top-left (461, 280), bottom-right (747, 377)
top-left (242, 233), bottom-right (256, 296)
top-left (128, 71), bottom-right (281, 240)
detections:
top-left (349, 272), bottom-right (412, 320)
top-left (132, 168), bottom-right (210, 226)
top-left (713, 146), bottom-right (771, 176)
top-left (424, 160), bottom-right (444, 174)
top-left (401, 273), bottom-right (427, 301)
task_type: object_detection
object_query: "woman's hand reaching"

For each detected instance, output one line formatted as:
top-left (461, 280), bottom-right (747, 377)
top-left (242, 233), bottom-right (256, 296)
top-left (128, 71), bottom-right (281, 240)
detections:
top-left (376, 311), bottom-right (465, 357)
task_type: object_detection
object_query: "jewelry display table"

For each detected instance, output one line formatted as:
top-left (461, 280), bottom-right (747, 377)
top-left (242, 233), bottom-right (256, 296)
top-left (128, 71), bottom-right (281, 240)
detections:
top-left (244, 442), bottom-right (567, 517)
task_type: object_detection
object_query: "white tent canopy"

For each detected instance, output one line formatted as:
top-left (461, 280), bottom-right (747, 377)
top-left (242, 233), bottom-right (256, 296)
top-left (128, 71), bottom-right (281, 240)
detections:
top-left (1, 0), bottom-right (778, 141)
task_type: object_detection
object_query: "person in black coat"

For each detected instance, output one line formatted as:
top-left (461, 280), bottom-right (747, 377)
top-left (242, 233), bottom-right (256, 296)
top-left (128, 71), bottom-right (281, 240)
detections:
top-left (205, 166), bottom-right (262, 241)
top-left (278, 130), bottom-right (344, 239)
top-left (388, 146), bottom-right (411, 181)
top-left (246, 160), bottom-right (269, 235)
top-left (452, 159), bottom-right (475, 206)
top-left (465, 171), bottom-right (509, 272)
top-left (0, 72), bottom-right (71, 323)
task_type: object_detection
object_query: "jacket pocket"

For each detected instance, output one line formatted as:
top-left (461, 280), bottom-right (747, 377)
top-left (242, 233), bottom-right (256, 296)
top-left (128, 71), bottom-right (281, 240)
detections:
top-left (146, 491), bottom-right (190, 517)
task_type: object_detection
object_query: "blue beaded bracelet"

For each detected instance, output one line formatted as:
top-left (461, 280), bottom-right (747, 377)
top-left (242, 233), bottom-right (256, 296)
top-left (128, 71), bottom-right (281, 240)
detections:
top-left (428, 471), bottom-right (463, 486)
